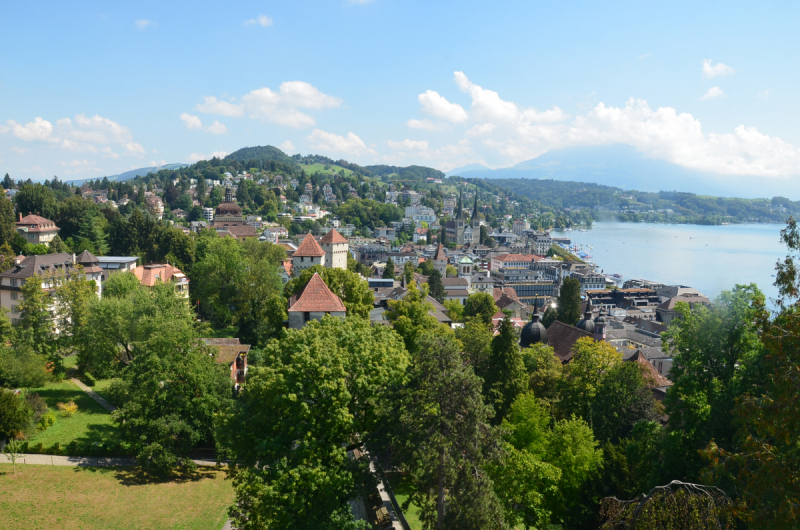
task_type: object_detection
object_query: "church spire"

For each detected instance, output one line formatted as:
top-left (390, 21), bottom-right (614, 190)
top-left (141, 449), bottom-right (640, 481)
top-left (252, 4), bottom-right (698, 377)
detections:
top-left (471, 185), bottom-right (480, 225)
top-left (457, 184), bottom-right (466, 220)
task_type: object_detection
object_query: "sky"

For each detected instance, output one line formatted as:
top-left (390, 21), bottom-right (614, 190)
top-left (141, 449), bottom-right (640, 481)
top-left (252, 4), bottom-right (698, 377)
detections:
top-left (2, 0), bottom-right (800, 184)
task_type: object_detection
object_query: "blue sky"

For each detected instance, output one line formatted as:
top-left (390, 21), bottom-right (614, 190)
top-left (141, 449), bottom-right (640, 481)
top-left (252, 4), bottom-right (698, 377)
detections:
top-left (2, 0), bottom-right (799, 182)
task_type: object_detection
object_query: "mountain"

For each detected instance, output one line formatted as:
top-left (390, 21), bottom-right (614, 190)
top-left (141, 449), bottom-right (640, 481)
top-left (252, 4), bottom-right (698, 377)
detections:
top-left (445, 163), bottom-right (491, 177)
top-left (57, 163), bottom-right (187, 185)
top-left (451, 144), bottom-right (800, 199)
top-left (225, 145), bottom-right (297, 166)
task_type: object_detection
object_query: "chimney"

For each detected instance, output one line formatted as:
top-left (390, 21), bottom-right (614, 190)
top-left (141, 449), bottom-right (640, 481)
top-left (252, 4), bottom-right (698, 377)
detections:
top-left (19, 212), bottom-right (22, 222)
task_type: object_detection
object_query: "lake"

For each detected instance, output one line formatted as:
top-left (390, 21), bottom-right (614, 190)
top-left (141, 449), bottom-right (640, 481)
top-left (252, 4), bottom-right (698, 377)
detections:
top-left (551, 222), bottom-right (790, 303)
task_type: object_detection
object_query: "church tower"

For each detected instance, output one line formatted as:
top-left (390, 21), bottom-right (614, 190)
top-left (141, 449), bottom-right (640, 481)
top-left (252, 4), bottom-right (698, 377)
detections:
top-left (471, 186), bottom-right (480, 230)
top-left (455, 185), bottom-right (466, 245)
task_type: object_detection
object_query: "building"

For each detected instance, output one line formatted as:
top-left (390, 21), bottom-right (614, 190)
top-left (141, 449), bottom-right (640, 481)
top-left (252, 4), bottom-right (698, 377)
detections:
top-left (203, 208), bottom-right (215, 222)
top-left (572, 271), bottom-right (607, 293)
top-left (287, 272), bottom-right (346, 328)
top-left (532, 234), bottom-right (552, 256)
top-left (94, 256), bottom-right (139, 282)
top-left (443, 186), bottom-right (476, 246)
top-left (292, 233), bottom-right (326, 275)
top-left (201, 338), bottom-right (249, 390)
top-left (457, 256), bottom-right (474, 278)
top-left (16, 214), bottom-right (60, 247)
top-left (432, 244), bottom-right (448, 276)
top-left (318, 228), bottom-right (349, 270)
top-left (512, 220), bottom-right (530, 236)
top-left (0, 253), bottom-right (102, 325)
top-left (212, 186), bottom-right (258, 240)
top-left (132, 263), bottom-right (189, 299)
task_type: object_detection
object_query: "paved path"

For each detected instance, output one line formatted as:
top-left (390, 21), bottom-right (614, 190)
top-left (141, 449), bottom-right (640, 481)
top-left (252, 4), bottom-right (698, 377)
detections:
top-left (0, 453), bottom-right (223, 467)
top-left (71, 378), bottom-right (117, 412)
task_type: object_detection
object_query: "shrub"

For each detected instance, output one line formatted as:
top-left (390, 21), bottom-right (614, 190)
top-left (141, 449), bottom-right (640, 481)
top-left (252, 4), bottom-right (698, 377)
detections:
top-left (37, 411), bottom-right (56, 431)
top-left (25, 393), bottom-right (48, 421)
top-left (0, 390), bottom-right (32, 440)
top-left (57, 401), bottom-right (78, 417)
top-left (83, 372), bottom-right (96, 387)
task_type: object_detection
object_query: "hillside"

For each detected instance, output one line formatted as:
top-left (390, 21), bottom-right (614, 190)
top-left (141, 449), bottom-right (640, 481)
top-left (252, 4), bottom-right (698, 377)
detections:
top-left (450, 144), bottom-right (800, 200)
top-left (225, 145), bottom-right (297, 166)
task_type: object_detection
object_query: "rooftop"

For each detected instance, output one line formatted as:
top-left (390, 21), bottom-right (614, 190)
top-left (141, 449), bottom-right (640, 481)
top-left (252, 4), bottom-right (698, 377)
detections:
top-left (288, 272), bottom-right (346, 313)
top-left (294, 232), bottom-right (326, 257)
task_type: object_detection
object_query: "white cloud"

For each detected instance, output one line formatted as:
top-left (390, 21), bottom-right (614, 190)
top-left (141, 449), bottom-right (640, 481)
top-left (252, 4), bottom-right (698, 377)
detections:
top-left (150, 159), bottom-right (168, 167)
top-left (409, 73), bottom-right (800, 177)
top-left (702, 59), bottom-right (735, 79)
top-left (279, 140), bottom-right (296, 153)
top-left (701, 86), bottom-right (725, 100)
top-left (206, 121), bottom-right (228, 135)
top-left (187, 151), bottom-right (228, 163)
top-left (407, 119), bottom-right (447, 131)
top-left (134, 19), bottom-right (156, 30)
top-left (638, 53), bottom-right (652, 59)
top-left (387, 139), bottom-right (429, 151)
top-left (244, 15), bottom-right (272, 27)
top-left (7, 117), bottom-right (56, 142)
top-left (418, 90), bottom-right (468, 123)
top-left (180, 113), bottom-right (203, 130)
top-left (195, 81), bottom-right (341, 128)
top-left (307, 129), bottom-right (375, 157)
top-left (125, 141), bottom-right (146, 156)
top-left (10, 146), bottom-right (29, 154)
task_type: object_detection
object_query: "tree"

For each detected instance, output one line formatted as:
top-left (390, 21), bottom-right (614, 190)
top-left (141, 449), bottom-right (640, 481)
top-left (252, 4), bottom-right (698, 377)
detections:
top-left (386, 282), bottom-right (437, 355)
top-left (2, 173), bottom-right (14, 189)
top-left (216, 316), bottom-right (409, 530)
top-left (396, 327), bottom-right (506, 529)
top-left (2, 439), bottom-right (25, 474)
top-left (0, 194), bottom-right (16, 247)
top-left (0, 390), bottom-right (31, 443)
top-left (18, 274), bottom-right (54, 357)
top-left (285, 265), bottom-right (374, 320)
top-left (521, 343), bottom-right (563, 402)
top-left (556, 277), bottom-right (582, 326)
top-left (15, 182), bottom-right (57, 219)
top-left (427, 269), bottom-right (446, 302)
top-left (464, 292), bottom-right (499, 326)
top-left (442, 299), bottom-right (464, 322)
top-left (52, 266), bottom-right (96, 348)
top-left (663, 284), bottom-right (766, 480)
top-left (446, 264), bottom-right (458, 278)
top-left (403, 261), bottom-right (415, 285)
top-left (455, 319), bottom-right (493, 374)
top-left (591, 361), bottom-right (661, 444)
top-left (192, 237), bottom-right (247, 327)
top-left (48, 234), bottom-right (68, 253)
top-left (113, 338), bottom-right (232, 474)
top-left (383, 256), bottom-right (396, 279)
top-left (542, 303), bottom-right (557, 328)
top-left (558, 337), bottom-right (622, 422)
top-left (484, 316), bottom-right (527, 424)
top-left (0, 343), bottom-right (48, 388)
top-left (236, 257), bottom-right (286, 348)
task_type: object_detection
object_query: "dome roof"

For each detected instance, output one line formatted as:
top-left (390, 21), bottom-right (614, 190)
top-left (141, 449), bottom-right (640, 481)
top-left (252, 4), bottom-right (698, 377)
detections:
top-left (216, 202), bottom-right (242, 216)
top-left (520, 306), bottom-right (548, 347)
top-left (576, 297), bottom-right (595, 332)
top-left (594, 307), bottom-right (608, 325)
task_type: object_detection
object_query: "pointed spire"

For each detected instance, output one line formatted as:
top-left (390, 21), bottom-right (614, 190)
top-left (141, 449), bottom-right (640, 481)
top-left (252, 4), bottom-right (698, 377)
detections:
top-left (584, 296), bottom-right (593, 319)
top-left (456, 183), bottom-right (466, 220)
top-left (472, 185), bottom-right (480, 221)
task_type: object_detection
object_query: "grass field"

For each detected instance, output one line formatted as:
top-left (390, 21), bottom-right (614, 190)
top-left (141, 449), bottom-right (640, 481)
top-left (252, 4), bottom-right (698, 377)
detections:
top-left (385, 472), bottom-right (423, 529)
top-left (0, 464), bottom-right (233, 530)
top-left (25, 380), bottom-right (117, 450)
top-left (300, 162), bottom-right (353, 177)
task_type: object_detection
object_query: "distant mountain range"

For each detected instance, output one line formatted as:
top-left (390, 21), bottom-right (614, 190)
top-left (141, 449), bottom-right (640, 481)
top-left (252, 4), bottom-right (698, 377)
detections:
top-left (59, 163), bottom-right (188, 186)
top-left (447, 144), bottom-right (800, 200)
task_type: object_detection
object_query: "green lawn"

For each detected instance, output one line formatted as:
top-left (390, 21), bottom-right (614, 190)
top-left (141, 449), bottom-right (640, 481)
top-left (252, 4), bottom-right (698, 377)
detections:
top-left (385, 472), bottom-right (423, 530)
top-left (62, 355), bottom-right (78, 370)
top-left (300, 162), bottom-right (354, 177)
top-left (24, 380), bottom-right (120, 453)
top-left (0, 464), bottom-right (233, 530)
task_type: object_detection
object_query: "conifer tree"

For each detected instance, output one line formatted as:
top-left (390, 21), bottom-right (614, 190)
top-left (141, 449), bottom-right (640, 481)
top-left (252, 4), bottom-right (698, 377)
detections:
top-left (557, 277), bottom-right (582, 326)
top-left (427, 269), bottom-right (446, 302)
top-left (383, 256), bottom-right (396, 279)
top-left (484, 316), bottom-right (527, 424)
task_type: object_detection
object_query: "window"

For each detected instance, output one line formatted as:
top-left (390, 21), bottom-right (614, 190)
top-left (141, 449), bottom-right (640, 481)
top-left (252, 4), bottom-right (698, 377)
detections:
top-left (11, 318), bottom-right (19, 325)
top-left (11, 305), bottom-right (19, 314)
top-left (11, 293), bottom-right (17, 301)
top-left (303, 312), bottom-right (310, 322)
top-left (10, 279), bottom-right (16, 287)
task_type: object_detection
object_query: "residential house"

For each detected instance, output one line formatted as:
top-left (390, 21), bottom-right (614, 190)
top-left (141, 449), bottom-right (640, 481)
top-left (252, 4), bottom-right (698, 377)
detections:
top-left (201, 338), bottom-right (249, 390)
top-left (16, 214), bottom-right (60, 247)
top-left (132, 263), bottom-right (189, 299)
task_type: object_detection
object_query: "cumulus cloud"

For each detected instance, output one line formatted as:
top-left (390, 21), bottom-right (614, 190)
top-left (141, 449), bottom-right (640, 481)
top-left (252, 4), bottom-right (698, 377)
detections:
top-left (418, 90), bottom-right (468, 123)
top-left (206, 121), bottom-right (228, 135)
top-left (180, 113), bottom-right (203, 130)
top-left (135, 19), bottom-right (156, 30)
top-left (244, 15), bottom-right (272, 27)
top-left (187, 151), bottom-right (228, 163)
top-left (195, 81), bottom-right (341, 128)
top-left (4, 114), bottom-right (145, 158)
top-left (406, 73), bottom-right (800, 177)
top-left (388, 139), bottom-right (429, 150)
top-left (307, 129), bottom-right (375, 157)
top-left (702, 59), bottom-right (735, 79)
top-left (407, 119), bottom-right (447, 131)
top-left (701, 86), bottom-right (725, 100)
top-left (279, 140), bottom-right (296, 153)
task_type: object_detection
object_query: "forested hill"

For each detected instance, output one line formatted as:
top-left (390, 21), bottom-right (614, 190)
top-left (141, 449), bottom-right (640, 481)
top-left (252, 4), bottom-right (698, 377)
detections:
top-left (225, 146), bottom-right (297, 166)
top-left (489, 177), bottom-right (800, 224)
top-left (366, 165), bottom-right (445, 181)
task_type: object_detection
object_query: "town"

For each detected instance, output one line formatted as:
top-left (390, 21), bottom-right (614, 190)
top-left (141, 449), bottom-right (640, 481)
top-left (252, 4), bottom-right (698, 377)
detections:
top-left (0, 146), bottom-right (757, 530)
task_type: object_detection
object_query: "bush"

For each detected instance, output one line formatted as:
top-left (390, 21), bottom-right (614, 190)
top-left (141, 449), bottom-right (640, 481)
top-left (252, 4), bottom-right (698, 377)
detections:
top-left (0, 345), bottom-right (48, 388)
top-left (37, 411), bottom-right (56, 431)
top-left (57, 401), bottom-right (78, 417)
top-left (83, 372), bottom-right (96, 387)
top-left (104, 379), bottom-right (131, 408)
top-left (0, 390), bottom-right (32, 440)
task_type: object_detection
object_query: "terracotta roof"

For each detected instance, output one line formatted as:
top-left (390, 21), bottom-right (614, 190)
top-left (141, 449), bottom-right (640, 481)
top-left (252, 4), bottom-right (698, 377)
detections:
top-left (492, 286), bottom-right (519, 302)
top-left (222, 224), bottom-right (258, 239)
top-left (294, 232), bottom-right (326, 257)
top-left (494, 253), bottom-right (540, 263)
top-left (496, 293), bottom-right (524, 310)
top-left (319, 228), bottom-right (348, 244)
top-left (433, 244), bottom-right (447, 261)
top-left (133, 263), bottom-right (187, 287)
top-left (547, 320), bottom-right (593, 363)
top-left (288, 272), bottom-right (346, 313)
top-left (17, 214), bottom-right (59, 233)
top-left (76, 250), bottom-right (99, 265)
top-left (627, 350), bottom-right (673, 387)
top-left (282, 260), bottom-right (292, 275)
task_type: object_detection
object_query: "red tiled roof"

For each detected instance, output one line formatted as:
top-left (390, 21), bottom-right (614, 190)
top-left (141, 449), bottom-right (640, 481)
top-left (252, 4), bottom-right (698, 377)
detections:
top-left (494, 253), bottom-right (539, 262)
top-left (319, 228), bottom-right (348, 244)
top-left (133, 264), bottom-right (187, 287)
top-left (17, 214), bottom-right (59, 233)
top-left (282, 260), bottom-right (292, 275)
top-left (492, 286), bottom-right (519, 302)
top-left (433, 244), bottom-right (447, 261)
top-left (294, 232), bottom-right (326, 257)
top-left (288, 273), bottom-right (346, 313)
top-left (627, 351), bottom-right (673, 387)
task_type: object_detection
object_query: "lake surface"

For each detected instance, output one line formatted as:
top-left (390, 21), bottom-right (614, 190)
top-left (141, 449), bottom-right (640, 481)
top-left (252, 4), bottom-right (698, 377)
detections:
top-left (551, 222), bottom-right (789, 303)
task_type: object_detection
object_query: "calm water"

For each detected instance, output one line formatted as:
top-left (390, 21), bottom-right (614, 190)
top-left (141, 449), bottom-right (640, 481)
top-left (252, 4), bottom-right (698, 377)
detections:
top-left (552, 222), bottom-right (789, 302)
